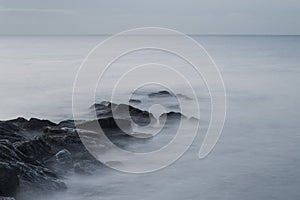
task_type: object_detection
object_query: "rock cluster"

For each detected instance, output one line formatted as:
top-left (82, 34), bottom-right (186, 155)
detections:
top-left (0, 101), bottom-right (188, 199)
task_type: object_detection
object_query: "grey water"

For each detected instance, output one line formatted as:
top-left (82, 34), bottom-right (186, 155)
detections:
top-left (1, 35), bottom-right (300, 199)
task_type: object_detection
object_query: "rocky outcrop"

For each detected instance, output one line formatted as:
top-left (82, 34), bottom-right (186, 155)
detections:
top-left (129, 99), bottom-right (142, 104)
top-left (92, 101), bottom-right (154, 126)
top-left (0, 137), bottom-right (66, 198)
top-left (148, 90), bottom-right (174, 98)
top-left (0, 101), bottom-right (187, 198)
top-left (0, 120), bottom-right (89, 198)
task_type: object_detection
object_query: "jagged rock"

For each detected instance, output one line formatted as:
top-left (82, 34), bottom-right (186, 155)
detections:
top-left (14, 138), bottom-right (52, 162)
top-left (17, 162), bottom-right (67, 193)
top-left (23, 118), bottom-right (57, 131)
top-left (92, 101), bottom-right (153, 126)
top-left (0, 141), bottom-right (23, 163)
top-left (0, 122), bottom-right (26, 143)
top-left (6, 117), bottom-right (28, 127)
top-left (0, 123), bottom-right (67, 197)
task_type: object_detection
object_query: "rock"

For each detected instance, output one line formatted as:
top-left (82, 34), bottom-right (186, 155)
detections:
top-left (92, 101), bottom-right (153, 126)
top-left (14, 138), bottom-right (52, 162)
top-left (55, 149), bottom-right (72, 166)
top-left (6, 117), bottom-right (28, 127)
top-left (0, 122), bottom-right (26, 143)
top-left (0, 162), bottom-right (19, 197)
top-left (0, 141), bottom-right (23, 163)
top-left (116, 104), bottom-right (153, 126)
top-left (104, 160), bottom-right (122, 167)
top-left (78, 117), bottom-right (132, 131)
top-left (58, 120), bottom-right (76, 128)
top-left (0, 197), bottom-right (16, 200)
top-left (92, 101), bottom-right (113, 118)
top-left (159, 111), bottom-right (187, 122)
top-left (73, 162), bottom-right (87, 175)
top-left (189, 117), bottom-right (199, 122)
top-left (148, 90), bottom-right (173, 98)
top-left (23, 118), bottom-right (57, 131)
top-left (0, 100), bottom-right (188, 198)
top-left (129, 99), bottom-right (142, 104)
top-left (176, 93), bottom-right (193, 100)
top-left (0, 130), bottom-right (67, 197)
top-left (16, 161), bottom-right (67, 193)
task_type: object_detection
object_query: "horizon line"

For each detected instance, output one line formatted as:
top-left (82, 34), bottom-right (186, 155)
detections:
top-left (0, 33), bottom-right (299, 37)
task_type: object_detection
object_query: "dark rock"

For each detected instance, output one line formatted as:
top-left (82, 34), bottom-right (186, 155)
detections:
top-left (148, 90), bottom-right (173, 98)
top-left (0, 141), bottom-right (23, 163)
top-left (14, 138), bottom-right (52, 162)
top-left (78, 118), bottom-right (132, 132)
top-left (92, 101), bottom-right (153, 126)
top-left (41, 126), bottom-right (99, 167)
top-left (0, 162), bottom-right (19, 197)
top-left (23, 118), bottom-right (57, 131)
top-left (73, 162), bottom-right (88, 175)
top-left (0, 122), bottom-right (26, 143)
top-left (159, 111), bottom-right (187, 122)
top-left (17, 162), bottom-right (67, 193)
top-left (58, 120), bottom-right (76, 128)
top-left (129, 99), bottom-right (142, 104)
top-left (0, 197), bottom-right (16, 200)
top-left (55, 149), bottom-right (72, 166)
top-left (6, 117), bottom-right (28, 127)
top-left (0, 101), bottom-right (188, 198)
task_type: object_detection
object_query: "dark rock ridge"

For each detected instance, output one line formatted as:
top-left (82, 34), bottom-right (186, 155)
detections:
top-left (92, 101), bottom-right (155, 126)
top-left (129, 99), bottom-right (142, 104)
top-left (0, 102), bottom-right (187, 198)
top-left (148, 90), bottom-right (174, 98)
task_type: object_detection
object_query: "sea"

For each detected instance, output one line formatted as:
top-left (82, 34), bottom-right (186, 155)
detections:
top-left (0, 35), bottom-right (300, 200)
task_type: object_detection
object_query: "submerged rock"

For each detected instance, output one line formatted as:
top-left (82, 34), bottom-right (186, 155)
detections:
top-left (148, 90), bottom-right (174, 98)
top-left (159, 111), bottom-right (187, 121)
top-left (129, 99), bottom-right (142, 104)
top-left (176, 93), bottom-right (193, 100)
top-left (73, 162), bottom-right (89, 175)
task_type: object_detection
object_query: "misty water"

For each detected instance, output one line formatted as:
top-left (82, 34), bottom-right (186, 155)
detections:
top-left (1, 35), bottom-right (300, 199)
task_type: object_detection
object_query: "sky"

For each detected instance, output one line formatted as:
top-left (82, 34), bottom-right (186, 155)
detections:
top-left (0, 0), bottom-right (299, 35)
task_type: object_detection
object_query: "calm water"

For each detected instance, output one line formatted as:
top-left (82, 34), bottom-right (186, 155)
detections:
top-left (1, 35), bottom-right (300, 199)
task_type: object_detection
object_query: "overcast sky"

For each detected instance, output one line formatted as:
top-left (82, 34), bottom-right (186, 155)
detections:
top-left (0, 0), bottom-right (299, 35)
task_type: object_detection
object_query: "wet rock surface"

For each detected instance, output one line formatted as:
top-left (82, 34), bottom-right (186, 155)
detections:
top-left (0, 101), bottom-right (186, 199)
top-left (0, 118), bottom-right (98, 198)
